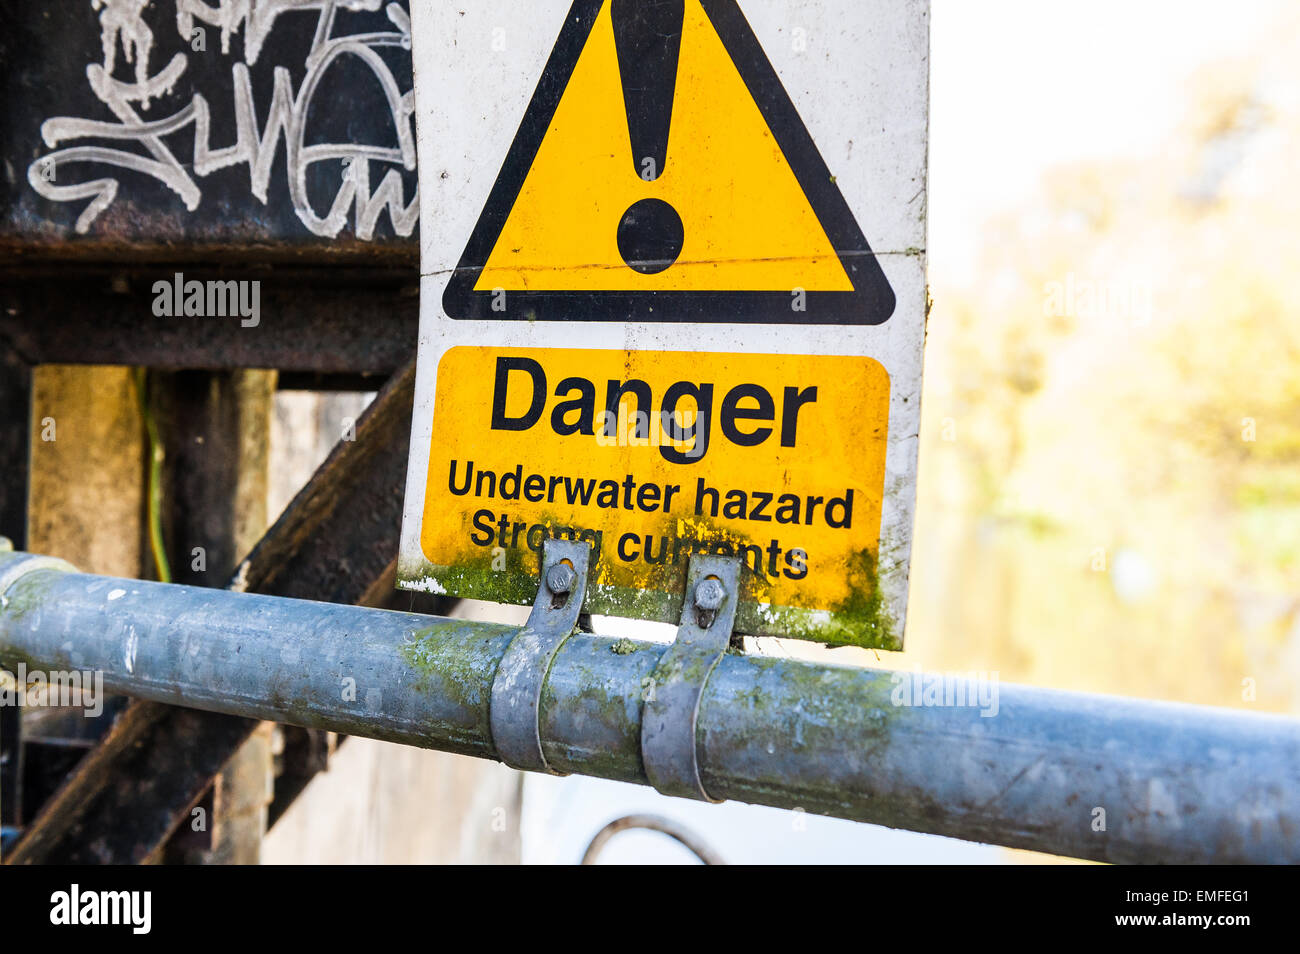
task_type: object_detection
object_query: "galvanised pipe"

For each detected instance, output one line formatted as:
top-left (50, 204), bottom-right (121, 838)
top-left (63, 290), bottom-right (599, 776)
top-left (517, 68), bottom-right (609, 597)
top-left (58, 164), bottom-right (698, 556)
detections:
top-left (1, 548), bottom-right (1298, 864)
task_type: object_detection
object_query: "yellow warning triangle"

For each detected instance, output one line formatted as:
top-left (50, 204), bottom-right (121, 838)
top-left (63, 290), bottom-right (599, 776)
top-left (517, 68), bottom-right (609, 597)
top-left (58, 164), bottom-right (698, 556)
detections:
top-left (444, 0), bottom-right (895, 325)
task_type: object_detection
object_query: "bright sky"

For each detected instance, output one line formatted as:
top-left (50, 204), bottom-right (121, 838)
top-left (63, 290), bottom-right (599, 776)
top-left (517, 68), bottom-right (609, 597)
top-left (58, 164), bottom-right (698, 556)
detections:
top-left (930, 0), bottom-right (1290, 283)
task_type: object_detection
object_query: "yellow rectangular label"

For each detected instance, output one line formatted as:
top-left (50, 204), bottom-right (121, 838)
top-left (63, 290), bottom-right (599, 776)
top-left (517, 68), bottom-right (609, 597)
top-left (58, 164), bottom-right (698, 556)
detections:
top-left (420, 346), bottom-right (893, 646)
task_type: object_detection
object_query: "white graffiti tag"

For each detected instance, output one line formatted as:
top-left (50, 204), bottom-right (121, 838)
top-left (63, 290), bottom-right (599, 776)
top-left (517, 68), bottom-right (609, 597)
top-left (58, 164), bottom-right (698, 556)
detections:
top-left (93, 0), bottom-right (155, 94)
top-left (28, 0), bottom-right (417, 239)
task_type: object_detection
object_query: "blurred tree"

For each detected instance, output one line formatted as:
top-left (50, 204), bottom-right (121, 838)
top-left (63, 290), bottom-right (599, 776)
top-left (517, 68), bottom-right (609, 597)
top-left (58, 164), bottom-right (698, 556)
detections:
top-left (909, 16), bottom-right (1300, 712)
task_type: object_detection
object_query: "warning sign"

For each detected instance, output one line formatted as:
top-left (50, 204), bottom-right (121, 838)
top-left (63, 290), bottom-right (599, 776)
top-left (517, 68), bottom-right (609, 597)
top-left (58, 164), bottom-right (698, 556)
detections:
top-left (443, 0), bottom-right (895, 324)
top-left (400, 0), bottom-right (929, 648)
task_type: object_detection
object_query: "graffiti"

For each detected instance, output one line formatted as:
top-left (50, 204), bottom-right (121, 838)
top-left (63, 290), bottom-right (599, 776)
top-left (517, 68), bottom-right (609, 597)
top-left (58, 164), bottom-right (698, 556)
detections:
top-left (93, 0), bottom-right (156, 93)
top-left (27, 0), bottom-right (417, 240)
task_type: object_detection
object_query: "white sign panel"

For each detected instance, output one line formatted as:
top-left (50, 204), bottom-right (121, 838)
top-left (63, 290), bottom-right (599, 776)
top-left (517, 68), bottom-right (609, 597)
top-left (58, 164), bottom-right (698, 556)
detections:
top-left (400, 0), bottom-right (928, 648)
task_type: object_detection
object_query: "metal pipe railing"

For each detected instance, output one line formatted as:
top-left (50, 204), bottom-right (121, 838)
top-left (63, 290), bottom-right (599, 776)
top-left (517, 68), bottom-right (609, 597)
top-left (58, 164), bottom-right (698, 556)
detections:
top-left (1, 547), bottom-right (1298, 863)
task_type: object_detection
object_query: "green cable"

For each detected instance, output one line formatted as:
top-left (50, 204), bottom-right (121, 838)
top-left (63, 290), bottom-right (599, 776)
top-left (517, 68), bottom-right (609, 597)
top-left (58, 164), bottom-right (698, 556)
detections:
top-left (131, 368), bottom-right (171, 584)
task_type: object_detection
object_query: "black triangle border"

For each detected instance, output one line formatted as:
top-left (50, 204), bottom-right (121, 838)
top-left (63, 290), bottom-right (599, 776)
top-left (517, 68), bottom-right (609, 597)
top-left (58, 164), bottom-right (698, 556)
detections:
top-left (442, 0), bottom-right (896, 326)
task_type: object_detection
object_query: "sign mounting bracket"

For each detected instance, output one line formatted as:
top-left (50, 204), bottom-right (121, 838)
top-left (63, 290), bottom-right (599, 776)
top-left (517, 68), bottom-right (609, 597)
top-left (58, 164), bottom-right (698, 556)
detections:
top-left (489, 538), bottom-right (592, 774)
top-left (641, 554), bottom-right (742, 802)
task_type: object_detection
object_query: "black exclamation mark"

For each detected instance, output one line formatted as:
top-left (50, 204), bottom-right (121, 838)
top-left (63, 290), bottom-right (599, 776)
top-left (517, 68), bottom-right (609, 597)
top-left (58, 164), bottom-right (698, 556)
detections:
top-left (612, 0), bottom-right (685, 275)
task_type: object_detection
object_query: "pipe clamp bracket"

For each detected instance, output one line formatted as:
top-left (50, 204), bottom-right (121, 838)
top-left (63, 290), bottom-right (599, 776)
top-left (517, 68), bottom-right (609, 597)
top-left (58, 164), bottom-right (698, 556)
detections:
top-left (641, 555), bottom-right (742, 802)
top-left (0, 551), bottom-right (76, 605)
top-left (489, 538), bottom-right (591, 775)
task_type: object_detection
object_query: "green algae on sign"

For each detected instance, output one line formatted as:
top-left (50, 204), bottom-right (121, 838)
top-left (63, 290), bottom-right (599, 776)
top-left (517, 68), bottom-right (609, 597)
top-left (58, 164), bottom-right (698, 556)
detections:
top-left (750, 549), bottom-right (896, 650)
top-left (397, 538), bottom-right (901, 651)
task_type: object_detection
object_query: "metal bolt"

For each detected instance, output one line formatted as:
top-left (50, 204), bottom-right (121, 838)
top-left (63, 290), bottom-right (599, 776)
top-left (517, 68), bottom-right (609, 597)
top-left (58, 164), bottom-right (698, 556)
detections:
top-left (694, 576), bottom-right (725, 612)
top-left (546, 561), bottom-right (576, 596)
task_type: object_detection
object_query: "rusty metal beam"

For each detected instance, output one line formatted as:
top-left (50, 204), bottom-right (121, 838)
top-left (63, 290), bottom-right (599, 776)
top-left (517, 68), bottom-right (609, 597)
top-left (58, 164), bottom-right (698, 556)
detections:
top-left (0, 268), bottom-right (418, 374)
top-left (277, 372), bottom-right (389, 393)
top-left (4, 360), bottom-right (447, 864)
top-left (152, 369), bottom-right (275, 588)
top-left (228, 362), bottom-right (425, 607)
top-left (0, 346), bottom-right (29, 551)
top-left (0, 347), bottom-right (30, 835)
top-left (150, 368), bottom-right (276, 863)
top-left (4, 701), bottom-right (258, 864)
